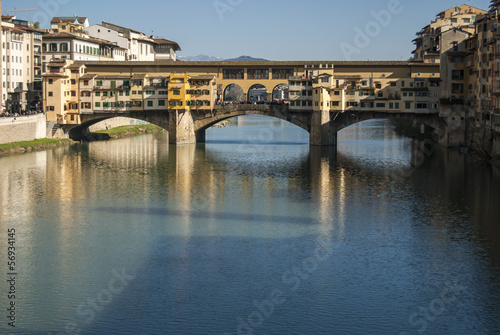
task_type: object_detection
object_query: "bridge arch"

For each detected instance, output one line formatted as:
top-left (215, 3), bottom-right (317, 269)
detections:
top-left (67, 112), bottom-right (170, 141)
top-left (248, 84), bottom-right (269, 103)
top-left (223, 84), bottom-right (245, 102)
top-left (192, 104), bottom-right (311, 143)
top-left (272, 84), bottom-right (289, 101)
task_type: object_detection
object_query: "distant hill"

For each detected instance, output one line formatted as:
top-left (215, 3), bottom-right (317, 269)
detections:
top-left (224, 55), bottom-right (269, 62)
top-left (179, 54), bottom-right (269, 62)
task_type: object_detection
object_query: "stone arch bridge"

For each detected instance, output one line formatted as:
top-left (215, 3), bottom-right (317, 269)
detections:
top-left (66, 105), bottom-right (445, 146)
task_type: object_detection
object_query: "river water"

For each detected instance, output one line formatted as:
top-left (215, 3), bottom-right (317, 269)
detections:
top-left (0, 117), bottom-right (499, 335)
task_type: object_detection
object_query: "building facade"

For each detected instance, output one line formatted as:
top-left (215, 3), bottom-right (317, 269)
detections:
top-left (413, 5), bottom-right (487, 63)
top-left (1, 18), bottom-right (45, 113)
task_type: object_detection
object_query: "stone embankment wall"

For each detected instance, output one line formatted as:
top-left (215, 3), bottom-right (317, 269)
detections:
top-left (0, 114), bottom-right (46, 144)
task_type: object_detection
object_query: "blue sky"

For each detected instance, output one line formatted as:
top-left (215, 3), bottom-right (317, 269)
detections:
top-left (4, 0), bottom-right (492, 60)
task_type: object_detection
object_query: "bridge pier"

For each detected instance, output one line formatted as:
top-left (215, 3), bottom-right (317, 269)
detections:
top-left (310, 109), bottom-right (337, 146)
top-left (169, 110), bottom-right (196, 144)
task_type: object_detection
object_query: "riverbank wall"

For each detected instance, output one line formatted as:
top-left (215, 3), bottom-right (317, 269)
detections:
top-left (0, 114), bottom-right (46, 144)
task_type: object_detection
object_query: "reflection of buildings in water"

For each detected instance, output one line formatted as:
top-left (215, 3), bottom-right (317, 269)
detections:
top-left (309, 146), bottom-right (345, 238)
top-left (89, 135), bottom-right (165, 171)
top-left (0, 151), bottom-right (47, 224)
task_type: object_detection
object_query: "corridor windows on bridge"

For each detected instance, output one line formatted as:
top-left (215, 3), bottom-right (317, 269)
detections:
top-left (223, 69), bottom-right (244, 80)
top-left (272, 69), bottom-right (294, 79)
top-left (247, 69), bottom-right (269, 80)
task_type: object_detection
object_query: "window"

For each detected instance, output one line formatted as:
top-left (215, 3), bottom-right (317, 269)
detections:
top-left (71, 79), bottom-right (76, 85)
top-left (247, 69), bottom-right (269, 79)
top-left (95, 92), bottom-right (101, 97)
top-left (376, 103), bottom-right (386, 108)
top-left (96, 80), bottom-right (103, 86)
top-left (452, 70), bottom-right (464, 81)
top-left (48, 92), bottom-right (53, 97)
top-left (223, 69), bottom-right (244, 79)
top-left (48, 79), bottom-right (53, 84)
top-left (321, 77), bottom-right (329, 83)
top-left (147, 101), bottom-right (154, 107)
top-left (95, 102), bottom-right (101, 107)
top-left (405, 102), bottom-right (411, 109)
top-left (272, 69), bottom-right (294, 79)
top-left (158, 100), bottom-right (166, 106)
top-left (173, 90), bottom-right (180, 95)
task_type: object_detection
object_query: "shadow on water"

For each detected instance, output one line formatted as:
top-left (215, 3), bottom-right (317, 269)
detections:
top-left (94, 207), bottom-right (321, 226)
top-left (67, 234), bottom-right (340, 335)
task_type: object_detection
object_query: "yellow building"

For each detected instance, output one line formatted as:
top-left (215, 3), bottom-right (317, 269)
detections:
top-left (168, 73), bottom-right (191, 110)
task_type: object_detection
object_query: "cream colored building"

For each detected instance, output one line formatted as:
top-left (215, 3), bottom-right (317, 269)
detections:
top-left (413, 5), bottom-right (487, 63)
top-left (1, 18), bottom-right (45, 113)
